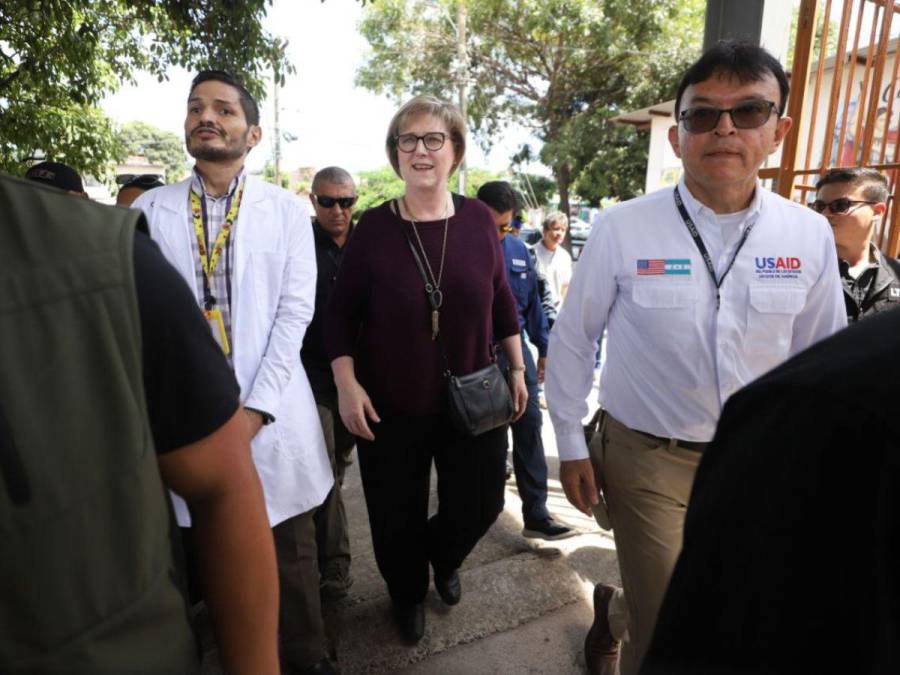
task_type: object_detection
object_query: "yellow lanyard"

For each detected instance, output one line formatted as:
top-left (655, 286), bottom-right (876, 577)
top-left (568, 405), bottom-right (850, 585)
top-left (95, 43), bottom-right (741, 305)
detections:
top-left (190, 180), bottom-right (245, 287)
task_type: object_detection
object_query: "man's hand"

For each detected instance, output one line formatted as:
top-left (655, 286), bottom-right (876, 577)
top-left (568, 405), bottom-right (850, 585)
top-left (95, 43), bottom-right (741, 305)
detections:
top-left (509, 370), bottom-right (528, 422)
top-left (245, 409), bottom-right (265, 439)
top-left (158, 409), bottom-right (279, 675)
top-left (536, 356), bottom-right (547, 384)
top-left (559, 458), bottom-right (599, 516)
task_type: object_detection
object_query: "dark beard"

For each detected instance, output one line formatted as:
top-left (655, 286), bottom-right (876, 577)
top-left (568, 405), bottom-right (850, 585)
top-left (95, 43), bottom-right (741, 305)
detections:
top-left (186, 128), bottom-right (249, 162)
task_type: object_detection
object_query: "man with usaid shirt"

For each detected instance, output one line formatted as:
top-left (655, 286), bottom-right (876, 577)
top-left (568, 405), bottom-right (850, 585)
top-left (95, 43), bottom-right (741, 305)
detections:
top-left (545, 42), bottom-right (846, 675)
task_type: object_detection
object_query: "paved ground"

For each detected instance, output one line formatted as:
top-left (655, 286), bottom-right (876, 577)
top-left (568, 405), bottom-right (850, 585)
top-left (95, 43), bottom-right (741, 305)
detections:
top-left (203, 393), bottom-right (619, 675)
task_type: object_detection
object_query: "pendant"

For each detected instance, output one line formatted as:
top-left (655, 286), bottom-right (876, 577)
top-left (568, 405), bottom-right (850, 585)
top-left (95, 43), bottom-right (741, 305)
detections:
top-left (431, 309), bottom-right (439, 340)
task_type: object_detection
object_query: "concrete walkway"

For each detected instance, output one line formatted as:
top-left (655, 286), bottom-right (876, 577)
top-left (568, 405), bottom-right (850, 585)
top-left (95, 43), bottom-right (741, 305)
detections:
top-left (319, 399), bottom-right (619, 675)
top-left (202, 404), bottom-right (619, 675)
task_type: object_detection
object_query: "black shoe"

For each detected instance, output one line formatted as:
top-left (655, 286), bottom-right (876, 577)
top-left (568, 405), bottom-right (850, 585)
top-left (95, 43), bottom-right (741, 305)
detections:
top-left (522, 517), bottom-right (576, 540)
top-left (434, 569), bottom-right (461, 605)
top-left (393, 602), bottom-right (425, 644)
top-left (294, 657), bottom-right (338, 675)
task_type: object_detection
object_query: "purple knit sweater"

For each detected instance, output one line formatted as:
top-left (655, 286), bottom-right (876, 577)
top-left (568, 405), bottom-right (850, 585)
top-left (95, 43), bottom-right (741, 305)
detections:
top-left (325, 197), bottom-right (519, 417)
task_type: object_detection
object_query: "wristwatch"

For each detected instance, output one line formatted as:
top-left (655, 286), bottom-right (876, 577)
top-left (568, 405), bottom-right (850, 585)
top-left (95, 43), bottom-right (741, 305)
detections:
top-left (244, 406), bottom-right (274, 425)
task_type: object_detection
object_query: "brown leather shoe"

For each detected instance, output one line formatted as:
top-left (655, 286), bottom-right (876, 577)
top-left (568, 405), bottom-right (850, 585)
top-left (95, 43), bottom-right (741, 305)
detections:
top-left (584, 583), bottom-right (620, 675)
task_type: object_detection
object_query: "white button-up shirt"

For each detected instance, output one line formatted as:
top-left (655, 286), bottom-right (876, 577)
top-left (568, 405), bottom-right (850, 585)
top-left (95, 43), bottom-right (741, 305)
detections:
top-left (546, 178), bottom-right (847, 461)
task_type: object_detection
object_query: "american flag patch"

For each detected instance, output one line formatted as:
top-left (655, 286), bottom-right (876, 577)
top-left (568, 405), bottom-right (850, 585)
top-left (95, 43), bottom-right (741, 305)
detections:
top-left (636, 259), bottom-right (691, 276)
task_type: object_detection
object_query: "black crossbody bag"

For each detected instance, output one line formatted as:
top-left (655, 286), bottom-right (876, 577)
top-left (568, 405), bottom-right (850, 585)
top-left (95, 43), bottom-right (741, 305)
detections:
top-left (402, 226), bottom-right (514, 436)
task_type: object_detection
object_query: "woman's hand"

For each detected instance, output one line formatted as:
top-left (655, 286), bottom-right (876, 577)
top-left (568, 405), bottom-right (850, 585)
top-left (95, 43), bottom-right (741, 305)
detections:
top-left (332, 356), bottom-right (380, 441)
top-left (337, 378), bottom-right (380, 441)
top-left (509, 370), bottom-right (528, 422)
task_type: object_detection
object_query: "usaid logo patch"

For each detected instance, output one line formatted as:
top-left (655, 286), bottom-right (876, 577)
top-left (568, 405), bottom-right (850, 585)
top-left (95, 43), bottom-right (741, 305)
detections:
top-left (755, 256), bottom-right (802, 280)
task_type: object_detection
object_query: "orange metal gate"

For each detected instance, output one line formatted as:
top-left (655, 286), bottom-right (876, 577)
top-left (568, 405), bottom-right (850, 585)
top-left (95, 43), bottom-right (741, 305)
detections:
top-left (774, 0), bottom-right (900, 255)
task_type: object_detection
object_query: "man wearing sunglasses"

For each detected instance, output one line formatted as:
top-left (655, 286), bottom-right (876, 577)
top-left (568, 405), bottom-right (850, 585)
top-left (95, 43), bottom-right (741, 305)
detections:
top-left (813, 168), bottom-right (900, 322)
top-left (116, 173), bottom-right (165, 207)
top-left (546, 42), bottom-right (846, 675)
top-left (302, 166), bottom-right (358, 602)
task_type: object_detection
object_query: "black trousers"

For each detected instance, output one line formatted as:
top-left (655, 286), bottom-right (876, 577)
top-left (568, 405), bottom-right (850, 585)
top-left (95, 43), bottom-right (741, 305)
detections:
top-left (356, 413), bottom-right (508, 606)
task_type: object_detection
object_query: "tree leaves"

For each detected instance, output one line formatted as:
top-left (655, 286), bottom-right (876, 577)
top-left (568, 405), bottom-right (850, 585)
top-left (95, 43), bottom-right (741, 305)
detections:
top-left (357, 0), bottom-right (703, 208)
top-left (0, 0), bottom-right (291, 177)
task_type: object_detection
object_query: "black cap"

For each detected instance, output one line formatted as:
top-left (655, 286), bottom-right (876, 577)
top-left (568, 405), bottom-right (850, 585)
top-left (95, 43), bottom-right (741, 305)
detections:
top-left (25, 161), bottom-right (85, 193)
top-left (117, 174), bottom-right (165, 191)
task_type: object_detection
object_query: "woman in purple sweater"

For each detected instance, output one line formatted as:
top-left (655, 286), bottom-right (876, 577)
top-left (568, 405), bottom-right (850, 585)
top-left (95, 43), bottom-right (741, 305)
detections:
top-left (325, 96), bottom-right (527, 643)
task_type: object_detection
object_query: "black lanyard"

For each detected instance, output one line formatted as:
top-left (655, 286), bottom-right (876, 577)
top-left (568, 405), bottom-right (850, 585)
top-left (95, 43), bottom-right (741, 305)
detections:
top-left (673, 186), bottom-right (756, 310)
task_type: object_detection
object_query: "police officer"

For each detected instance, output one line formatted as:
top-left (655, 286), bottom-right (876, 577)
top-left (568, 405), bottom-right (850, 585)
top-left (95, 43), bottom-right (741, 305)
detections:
top-left (477, 181), bottom-right (573, 540)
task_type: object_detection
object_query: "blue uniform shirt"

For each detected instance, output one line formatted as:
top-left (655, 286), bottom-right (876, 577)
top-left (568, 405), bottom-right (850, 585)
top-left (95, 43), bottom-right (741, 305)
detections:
top-left (501, 234), bottom-right (550, 357)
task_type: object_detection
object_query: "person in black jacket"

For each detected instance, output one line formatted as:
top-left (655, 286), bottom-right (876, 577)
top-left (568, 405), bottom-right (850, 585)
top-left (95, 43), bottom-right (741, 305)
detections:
top-left (642, 308), bottom-right (900, 675)
top-left (813, 167), bottom-right (900, 322)
top-left (301, 166), bottom-right (358, 600)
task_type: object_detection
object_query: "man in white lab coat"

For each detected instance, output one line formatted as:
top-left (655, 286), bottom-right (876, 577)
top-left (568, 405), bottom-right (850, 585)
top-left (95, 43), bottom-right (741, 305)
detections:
top-left (134, 70), bottom-right (335, 675)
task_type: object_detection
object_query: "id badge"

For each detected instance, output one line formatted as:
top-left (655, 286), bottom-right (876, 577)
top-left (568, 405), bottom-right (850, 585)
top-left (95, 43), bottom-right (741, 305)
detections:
top-left (204, 308), bottom-right (231, 355)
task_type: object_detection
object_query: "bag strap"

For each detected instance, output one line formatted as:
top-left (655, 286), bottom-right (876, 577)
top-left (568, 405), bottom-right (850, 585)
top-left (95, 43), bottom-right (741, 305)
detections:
top-left (397, 201), bottom-right (454, 376)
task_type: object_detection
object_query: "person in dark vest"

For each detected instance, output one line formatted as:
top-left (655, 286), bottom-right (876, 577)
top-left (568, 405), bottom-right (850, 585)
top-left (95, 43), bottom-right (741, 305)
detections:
top-left (477, 180), bottom-right (574, 540)
top-left (302, 166), bottom-right (358, 600)
top-left (0, 173), bottom-right (279, 674)
top-left (812, 167), bottom-right (900, 322)
top-left (642, 302), bottom-right (900, 675)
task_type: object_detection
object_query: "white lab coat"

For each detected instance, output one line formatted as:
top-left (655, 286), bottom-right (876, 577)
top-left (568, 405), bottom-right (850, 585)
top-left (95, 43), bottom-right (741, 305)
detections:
top-left (133, 175), bottom-right (332, 526)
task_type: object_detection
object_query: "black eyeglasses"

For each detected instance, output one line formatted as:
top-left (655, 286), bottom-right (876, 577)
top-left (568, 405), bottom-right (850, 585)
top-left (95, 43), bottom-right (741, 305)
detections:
top-left (679, 100), bottom-right (779, 134)
top-left (809, 198), bottom-right (877, 214)
top-left (394, 132), bottom-right (447, 153)
top-left (116, 173), bottom-right (165, 188)
top-left (314, 194), bottom-right (357, 209)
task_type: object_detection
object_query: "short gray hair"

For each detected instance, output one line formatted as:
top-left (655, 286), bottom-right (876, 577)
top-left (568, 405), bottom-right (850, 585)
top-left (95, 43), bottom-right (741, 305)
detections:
top-left (543, 212), bottom-right (568, 231)
top-left (312, 166), bottom-right (355, 193)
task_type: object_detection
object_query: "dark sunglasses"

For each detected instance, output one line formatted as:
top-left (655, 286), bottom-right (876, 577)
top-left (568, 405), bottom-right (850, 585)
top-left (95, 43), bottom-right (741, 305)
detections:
top-left (314, 194), bottom-right (357, 209)
top-left (116, 173), bottom-right (165, 188)
top-left (679, 100), bottom-right (778, 134)
top-left (809, 198), bottom-right (877, 214)
top-left (394, 132), bottom-right (447, 153)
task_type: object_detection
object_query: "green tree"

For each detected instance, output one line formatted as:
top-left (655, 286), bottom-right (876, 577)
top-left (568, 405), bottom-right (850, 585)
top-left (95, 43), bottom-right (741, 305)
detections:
top-left (355, 166), bottom-right (406, 214)
top-left (449, 166), bottom-right (502, 197)
top-left (512, 171), bottom-right (556, 207)
top-left (357, 0), bottom-right (703, 216)
top-left (1, 1), bottom-right (292, 177)
top-left (117, 121), bottom-right (188, 183)
top-left (354, 164), bottom-right (501, 215)
top-left (262, 162), bottom-right (290, 189)
top-left (787, 5), bottom-right (839, 69)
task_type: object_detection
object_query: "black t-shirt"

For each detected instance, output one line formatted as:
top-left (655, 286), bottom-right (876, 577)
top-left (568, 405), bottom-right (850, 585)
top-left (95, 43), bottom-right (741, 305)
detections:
top-left (133, 232), bottom-right (240, 454)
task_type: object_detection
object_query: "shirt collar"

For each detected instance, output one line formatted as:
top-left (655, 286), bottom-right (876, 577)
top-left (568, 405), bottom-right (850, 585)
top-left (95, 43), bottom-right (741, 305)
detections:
top-left (676, 175), bottom-right (764, 225)
top-left (191, 166), bottom-right (246, 200)
top-left (312, 218), bottom-right (352, 250)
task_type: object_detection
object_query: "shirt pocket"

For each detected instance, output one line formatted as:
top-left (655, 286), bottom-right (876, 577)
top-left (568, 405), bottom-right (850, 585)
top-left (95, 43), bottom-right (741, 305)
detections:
top-left (507, 261), bottom-right (531, 307)
top-left (746, 284), bottom-right (807, 356)
top-left (632, 282), bottom-right (698, 309)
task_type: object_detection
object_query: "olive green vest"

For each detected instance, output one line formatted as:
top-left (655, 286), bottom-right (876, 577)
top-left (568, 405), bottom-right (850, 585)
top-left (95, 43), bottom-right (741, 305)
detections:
top-left (0, 174), bottom-right (198, 674)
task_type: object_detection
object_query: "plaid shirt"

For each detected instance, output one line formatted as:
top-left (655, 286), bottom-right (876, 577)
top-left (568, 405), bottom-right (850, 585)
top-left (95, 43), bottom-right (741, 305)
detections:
top-left (189, 167), bottom-right (245, 368)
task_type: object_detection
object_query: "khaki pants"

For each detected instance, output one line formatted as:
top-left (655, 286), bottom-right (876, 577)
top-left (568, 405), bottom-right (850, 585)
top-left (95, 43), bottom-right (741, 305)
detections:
top-left (313, 404), bottom-right (351, 583)
top-left (273, 509), bottom-right (326, 670)
top-left (589, 413), bottom-right (701, 675)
